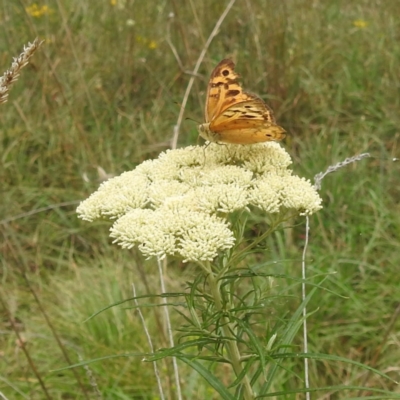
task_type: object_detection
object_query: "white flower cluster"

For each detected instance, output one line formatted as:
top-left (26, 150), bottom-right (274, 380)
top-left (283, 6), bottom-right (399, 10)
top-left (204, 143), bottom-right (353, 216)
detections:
top-left (77, 143), bottom-right (322, 261)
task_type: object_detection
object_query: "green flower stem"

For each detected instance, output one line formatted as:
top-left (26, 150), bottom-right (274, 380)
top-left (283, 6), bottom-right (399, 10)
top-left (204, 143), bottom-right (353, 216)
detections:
top-left (204, 261), bottom-right (255, 400)
top-left (228, 212), bottom-right (295, 268)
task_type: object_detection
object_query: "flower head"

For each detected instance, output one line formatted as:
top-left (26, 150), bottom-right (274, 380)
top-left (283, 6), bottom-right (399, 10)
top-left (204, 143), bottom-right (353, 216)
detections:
top-left (26, 4), bottom-right (52, 18)
top-left (353, 19), bottom-right (368, 28)
top-left (77, 143), bottom-right (322, 261)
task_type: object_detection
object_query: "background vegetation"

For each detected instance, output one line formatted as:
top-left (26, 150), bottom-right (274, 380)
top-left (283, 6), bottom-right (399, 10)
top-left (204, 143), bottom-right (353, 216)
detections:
top-left (1, 0), bottom-right (400, 398)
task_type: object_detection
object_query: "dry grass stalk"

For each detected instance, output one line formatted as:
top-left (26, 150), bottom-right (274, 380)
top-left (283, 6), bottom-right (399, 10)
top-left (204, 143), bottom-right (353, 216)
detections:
top-left (0, 38), bottom-right (44, 104)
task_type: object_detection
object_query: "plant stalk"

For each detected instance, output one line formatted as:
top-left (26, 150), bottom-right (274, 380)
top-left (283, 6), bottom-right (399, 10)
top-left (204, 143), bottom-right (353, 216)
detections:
top-left (204, 261), bottom-right (255, 400)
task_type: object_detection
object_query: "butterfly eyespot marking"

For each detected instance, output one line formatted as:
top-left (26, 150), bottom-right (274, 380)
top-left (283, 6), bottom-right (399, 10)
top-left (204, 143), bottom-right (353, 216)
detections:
top-left (199, 58), bottom-right (286, 145)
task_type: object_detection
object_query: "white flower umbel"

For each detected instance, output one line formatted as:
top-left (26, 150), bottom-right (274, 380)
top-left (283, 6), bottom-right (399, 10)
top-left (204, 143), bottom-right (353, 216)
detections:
top-left (77, 143), bottom-right (322, 262)
top-left (109, 204), bottom-right (235, 262)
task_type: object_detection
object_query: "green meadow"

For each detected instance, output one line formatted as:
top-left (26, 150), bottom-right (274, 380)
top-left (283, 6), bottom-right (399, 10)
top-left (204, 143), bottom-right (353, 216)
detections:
top-left (1, 0), bottom-right (400, 398)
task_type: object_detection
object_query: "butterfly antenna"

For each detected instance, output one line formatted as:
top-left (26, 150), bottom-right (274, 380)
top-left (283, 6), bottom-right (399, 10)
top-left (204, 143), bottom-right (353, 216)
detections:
top-left (173, 101), bottom-right (201, 122)
top-left (185, 116), bottom-right (201, 124)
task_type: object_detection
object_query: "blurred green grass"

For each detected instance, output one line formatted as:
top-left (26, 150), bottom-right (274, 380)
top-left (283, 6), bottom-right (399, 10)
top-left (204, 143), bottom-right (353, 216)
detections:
top-left (1, 0), bottom-right (400, 398)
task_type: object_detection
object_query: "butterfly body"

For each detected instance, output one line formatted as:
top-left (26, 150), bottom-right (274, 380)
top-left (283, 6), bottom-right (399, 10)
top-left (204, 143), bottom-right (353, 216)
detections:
top-left (198, 59), bottom-right (286, 145)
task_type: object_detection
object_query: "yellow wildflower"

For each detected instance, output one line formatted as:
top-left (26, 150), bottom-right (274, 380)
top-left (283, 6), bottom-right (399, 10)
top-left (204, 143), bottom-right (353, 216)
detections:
top-left (26, 4), bottom-right (52, 17)
top-left (353, 19), bottom-right (368, 28)
top-left (148, 40), bottom-right (157, 50)
top-left (110, 0), bottom-right (126, 7)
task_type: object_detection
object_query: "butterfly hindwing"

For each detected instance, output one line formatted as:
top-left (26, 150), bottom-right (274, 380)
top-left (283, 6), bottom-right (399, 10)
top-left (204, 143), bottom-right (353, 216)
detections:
top-left (200, 59), bottom-right (286, 144)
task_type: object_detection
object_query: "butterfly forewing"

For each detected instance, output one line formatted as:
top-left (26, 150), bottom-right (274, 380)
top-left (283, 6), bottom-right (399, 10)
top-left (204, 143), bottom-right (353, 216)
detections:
top-left (205, 59), bottom-right (244, 122)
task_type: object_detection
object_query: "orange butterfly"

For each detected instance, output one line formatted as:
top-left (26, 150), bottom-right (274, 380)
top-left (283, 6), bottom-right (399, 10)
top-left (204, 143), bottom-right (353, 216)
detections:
top-left (198, 59), bottom-right (286, 144)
